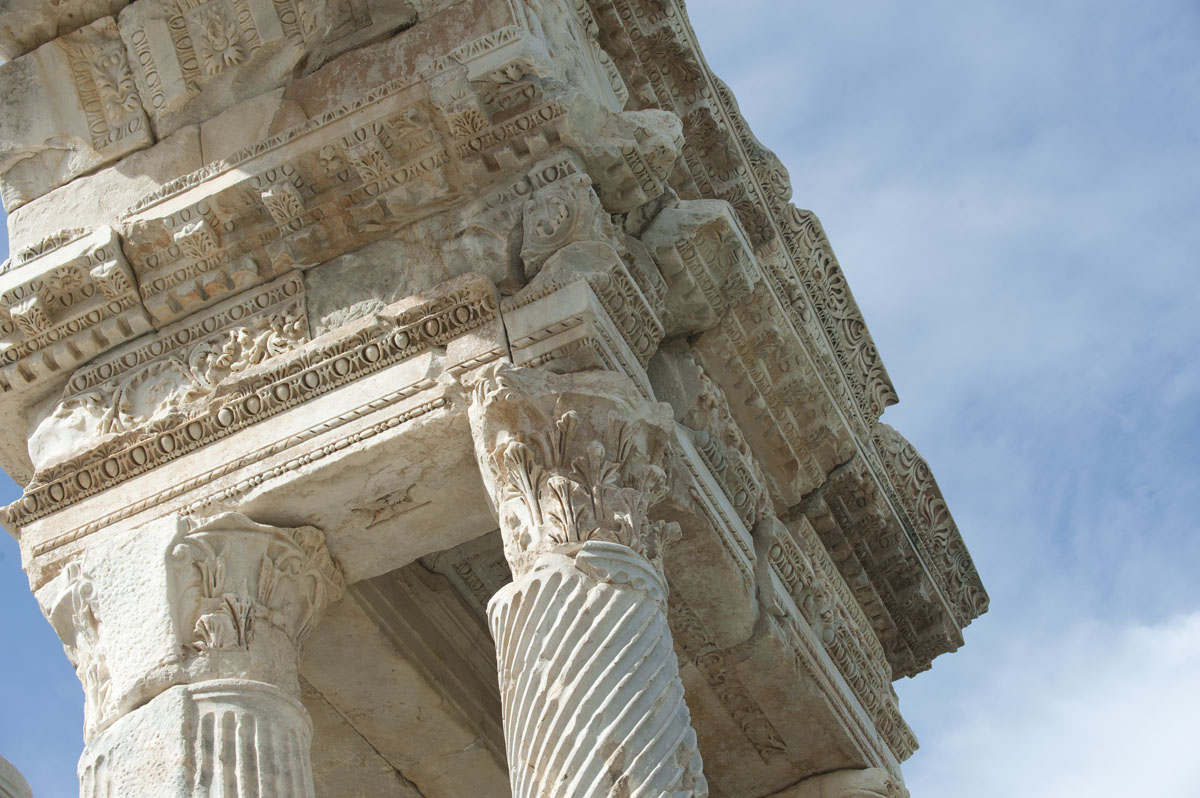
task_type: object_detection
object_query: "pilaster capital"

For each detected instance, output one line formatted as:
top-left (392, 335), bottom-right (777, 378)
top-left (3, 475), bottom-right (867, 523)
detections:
top-left (169, 512), bottom-right (345, 677)
top-left (36, 511), bottom-right (344, 742)
top-left (466, 363), bottom-right (678, 578)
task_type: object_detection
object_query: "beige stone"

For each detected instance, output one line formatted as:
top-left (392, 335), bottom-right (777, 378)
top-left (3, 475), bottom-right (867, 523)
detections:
top-left (0, 16), bottom-right (153, 210)
top-left (0, 0), bottom-right (128, 60)
top-left (0, 1), bottom-right (990, 796)
top-left (4, 125), bottom-right (202, 256)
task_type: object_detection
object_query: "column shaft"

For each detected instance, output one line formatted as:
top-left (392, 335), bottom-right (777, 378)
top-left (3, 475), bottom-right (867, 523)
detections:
top-left (469, 364), bottom-right (708, 798)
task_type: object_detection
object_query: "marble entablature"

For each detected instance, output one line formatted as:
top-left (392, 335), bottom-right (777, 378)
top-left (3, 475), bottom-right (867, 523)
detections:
top-left (0, 0), bottom-right (987, 795)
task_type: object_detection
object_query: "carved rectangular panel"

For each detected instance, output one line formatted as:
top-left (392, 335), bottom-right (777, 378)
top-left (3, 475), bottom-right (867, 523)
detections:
top-left (117, 0), bottom-right (323, 137)
top-left (0, 16), bottom-right (153, 210)
top-left (27, 271), bottom-right (309, 472)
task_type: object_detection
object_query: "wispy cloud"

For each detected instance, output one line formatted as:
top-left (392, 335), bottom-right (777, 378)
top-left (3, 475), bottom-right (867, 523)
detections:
top-left (898, 610), bottom-right (1200, 797)
top-left (687, 0), bottom-right (1200, 793)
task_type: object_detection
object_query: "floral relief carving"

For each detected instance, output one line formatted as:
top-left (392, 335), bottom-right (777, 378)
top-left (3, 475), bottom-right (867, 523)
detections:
top-left (872, 423), bottom-right (989, 625)
top-left (469, 364), bottom-right (678, 577)
top-left (171, 513), bottom-right (344, 656)
top-left (42, 562), bottom-right (116, 741)
top-left (47, 309), bottom-right (306, 438)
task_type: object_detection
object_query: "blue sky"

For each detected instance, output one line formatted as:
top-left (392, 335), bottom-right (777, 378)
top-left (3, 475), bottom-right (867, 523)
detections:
top-left (2, 2), bottom-right (1199, 795)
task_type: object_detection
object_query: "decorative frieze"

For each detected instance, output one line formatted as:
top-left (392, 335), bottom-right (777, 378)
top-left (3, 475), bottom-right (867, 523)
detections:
top-left (801, 456), bottom-right (964, 678)
top-left (0, 226), bottom-right (152, 394)
top-left (669, 596), bottom-right (787, 763)
top-left (592, 0), bottom-right (899, 437)
top-left (694, 289), bottom-right (856, 505)
top-left (117, 0), bottom-right (323, 137)
top-left (0, 16), bottom-right (152, 210)
top-left (6, 274), bottom-right (499, 530)
top-left (761, 515), bottom-right (917, 762)
top-left (30, 272), bottom-right (308, 470)
top-left (118, 58), bottom-right (559, 324)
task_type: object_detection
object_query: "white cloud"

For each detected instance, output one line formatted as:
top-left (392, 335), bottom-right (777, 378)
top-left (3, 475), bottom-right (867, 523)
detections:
top-left (898, 610), bottom-right (1200, 797)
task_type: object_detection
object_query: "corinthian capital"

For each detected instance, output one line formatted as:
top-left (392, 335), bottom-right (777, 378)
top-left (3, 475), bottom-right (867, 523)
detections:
top-left (170, 513), bottom-right (345, 670)
top-left (36, 512), bottom-right (344, 743)
top-left (467, 364), bottom-right (678, 577)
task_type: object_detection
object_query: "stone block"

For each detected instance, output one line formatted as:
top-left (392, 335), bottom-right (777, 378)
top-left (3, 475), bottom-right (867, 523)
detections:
top-left (27, 272), bottom-right (308, 472)
top-left (117, 0), bottom-right (326, 137)
top-left (0, 16), bottom-right (153, 210)
top-left (0, 0), bottom-right (128, 60)
top-left (0, 226), bottom-right (152, 396)
top-left (642, 198), bottom-right (757, 335)
top-left (306, 0), bottom-right (418, 74)
top-left (4, 125), bottom-right (203, 257)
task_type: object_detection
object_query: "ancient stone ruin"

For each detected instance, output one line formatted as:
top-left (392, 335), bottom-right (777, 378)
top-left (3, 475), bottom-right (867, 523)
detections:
top-left (0, 0), bottom-right (987, 795)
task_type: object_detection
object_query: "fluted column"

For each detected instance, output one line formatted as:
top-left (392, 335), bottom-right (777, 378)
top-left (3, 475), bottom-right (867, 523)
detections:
top-left (468, 363), bottom-right (708, 798)
top-left (36, 513), bottom-right (344, 798)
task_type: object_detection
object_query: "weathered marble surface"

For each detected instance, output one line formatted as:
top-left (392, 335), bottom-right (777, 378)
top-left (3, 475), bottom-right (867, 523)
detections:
top-left (0, 0), bottom-right (987, 795)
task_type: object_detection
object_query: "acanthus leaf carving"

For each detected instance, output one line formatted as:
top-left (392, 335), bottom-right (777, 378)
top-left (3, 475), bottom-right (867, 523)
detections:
top-left (469, 363), bottom-right (677, 577)
top-left (42, 561), bottom-right (115, 741)
top-left (170, 513), bottom-right (344, 659)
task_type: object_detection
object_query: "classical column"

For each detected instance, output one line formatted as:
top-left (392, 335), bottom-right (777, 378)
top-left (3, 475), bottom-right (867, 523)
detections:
top-left (467, 364), bottom-right (708, 798)
top-left (36, 513), bottom-right (344, 798)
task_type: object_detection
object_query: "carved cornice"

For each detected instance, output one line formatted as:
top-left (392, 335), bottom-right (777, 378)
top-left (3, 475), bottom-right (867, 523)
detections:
top-left (588, 0), bottom-right (898, 435)
top-left (761, 516), bottom-right (917, 761)
top-left (800, 456), bottom-right (964, 678)
top-left (872, 424), bottom-right (989, 627)
top-left (0, 226), bottom-right (152, 394)
top-left (29, 273), bottom-right (308, 470)
top-left (5, 274), bottom-right (499, 531)
top-left (669, 595), bottom-right (788, 763)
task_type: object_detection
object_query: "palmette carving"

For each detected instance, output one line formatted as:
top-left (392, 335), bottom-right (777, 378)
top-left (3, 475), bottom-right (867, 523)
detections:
top-left (872, 424), bottom-right (989, 626)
